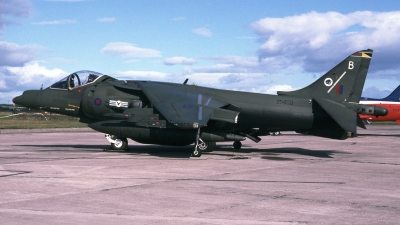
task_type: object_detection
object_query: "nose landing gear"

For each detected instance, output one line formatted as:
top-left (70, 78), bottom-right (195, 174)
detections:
top-left (105, 134), bottom-right (128, 150)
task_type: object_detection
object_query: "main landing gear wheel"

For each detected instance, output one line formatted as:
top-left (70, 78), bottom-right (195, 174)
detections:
top-left (233, 140), bottom-right (242, 149)
top-left (198, 142), bottom-right (216, 152)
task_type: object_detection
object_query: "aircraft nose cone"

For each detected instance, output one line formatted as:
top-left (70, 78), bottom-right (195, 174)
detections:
top-left (12, 90), bottom-right (42, 108)
top-left (13, 96), bottom-right (21, 104)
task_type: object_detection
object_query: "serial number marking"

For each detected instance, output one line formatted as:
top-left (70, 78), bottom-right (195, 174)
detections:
top-left (276, 100), bottom-right (293, 105)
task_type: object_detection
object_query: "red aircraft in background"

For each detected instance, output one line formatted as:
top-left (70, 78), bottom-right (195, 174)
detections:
top-left (359, 85), bottom-right (400, 124)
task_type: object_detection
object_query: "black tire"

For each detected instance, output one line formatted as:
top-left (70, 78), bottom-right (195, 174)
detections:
top-left (191, 148), bottom-right (202, 157)
top-left (207, 142), bottom-right (217, 152)
top-left (233, 141), bottom-right (242, 149)
top-left (273, 131), bottom-right (281, 136)
top-left (198, 142), bottom-right (216, 152)
top-left (111, 137), bottom-right (128, 150)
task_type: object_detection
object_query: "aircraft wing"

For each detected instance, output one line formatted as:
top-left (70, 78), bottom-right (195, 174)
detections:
top-left (114, 81), bottom-right (240, 129)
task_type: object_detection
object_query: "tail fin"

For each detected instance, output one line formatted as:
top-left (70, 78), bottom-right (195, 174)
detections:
top-left (279, 49), bottom-right (373, 138)
top-left (382, 85), bottom-right (400, 101)
top-left (278, 49), bottom-right (373, 103)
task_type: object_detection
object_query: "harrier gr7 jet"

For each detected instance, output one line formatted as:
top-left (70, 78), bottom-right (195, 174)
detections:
top-left (13, 49), bottom-right (388, 157)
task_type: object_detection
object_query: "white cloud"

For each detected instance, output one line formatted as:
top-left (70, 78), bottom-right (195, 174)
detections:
top-left (48, 57), bottom-right (77, 64)
top-left (262, 84), bottom-right (294, 94)
top-left (250, 11), bottom-right (400, 75)
top-left (6, 62), bottom-right (67, 86)
top-left (32, 19), bottom-right (77, 25)
top-left (164, 57), bottom-right (197, 65)
top-left (0, 62), bottom-right (68, 103)
top-left (0, 0), bottom-right (31, 34)
top-left (194, 64), bottom-right (235, 73)
top-left (97, 17), bottom-right (116, 23)
top-left (193, 55), bottom-right (293, 75)
top-left (181, 72), bottom-right (230, 87)
top-left (251, 11), bottom-right (351, 52)
top-left (0, 41), bottom-right (38, 67)
top-left (193, 27), bottom-right (213, 37)
top-left (101, 42), bottom-right (162, 58)
top-left (0, 90), bottom-right (23, 104)
top-left (0, 79), bottom-right (6, 89)
top-left (175, 71), bottom-right (293, 95)
top-left (114, 70), bottom-right (166, 80)
top-left (207, 56), bottom-right (258, 68)
top-left (152, 11), bottom-right (400, 97)
top-left (361, 86), bottom-right (392, 99)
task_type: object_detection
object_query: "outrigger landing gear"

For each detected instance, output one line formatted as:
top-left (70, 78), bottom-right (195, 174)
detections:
top-left (105, 134), bottom-right (128, 150)
top-left (233, 140), bottom-right (242, 149)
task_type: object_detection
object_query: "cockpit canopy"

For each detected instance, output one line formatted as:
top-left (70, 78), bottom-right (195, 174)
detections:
top-left (49, 70), bottom-right (103, 90)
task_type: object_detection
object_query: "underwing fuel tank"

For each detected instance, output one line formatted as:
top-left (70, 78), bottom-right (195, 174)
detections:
top-left (88, 120), bottom-right (246, 146)
top-left (89, 120), bottom-right (197, 146)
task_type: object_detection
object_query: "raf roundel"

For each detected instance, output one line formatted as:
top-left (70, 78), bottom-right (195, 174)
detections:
top-left (94, 98), bottom-right (102, 106)
top-left (324, 78), bottom-right (333, 87)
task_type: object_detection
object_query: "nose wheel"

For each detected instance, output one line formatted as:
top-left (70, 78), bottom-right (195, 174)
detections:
top-left (105, 134), bottom-right (128, 150)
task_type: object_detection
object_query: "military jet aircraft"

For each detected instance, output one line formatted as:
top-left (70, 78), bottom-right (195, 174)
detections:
top-left (13, 49), bottom-right (388, 157)
top-left (359, 85), bottom-right (400, 124)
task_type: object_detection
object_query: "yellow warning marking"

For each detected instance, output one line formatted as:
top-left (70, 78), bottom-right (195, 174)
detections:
top-left (68, 104), bottom-right (80, 109)
top-left (361, 52), bottom-right (371, 58)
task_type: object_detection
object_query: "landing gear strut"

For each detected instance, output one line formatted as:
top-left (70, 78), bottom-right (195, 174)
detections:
top-left (192, 128), bottom-right (202, 157)
top-left (105, 134), bottom-right (128, 150)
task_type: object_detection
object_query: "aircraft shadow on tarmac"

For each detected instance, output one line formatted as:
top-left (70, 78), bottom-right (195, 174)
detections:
top-left (16, 144), bottom-right (347, 160)
top-left (216, 145), bottom-right (347, 160)
top-left (16, 144), bottom-right (193, 158)
top-left (356, 133), bottom-right (400, 137)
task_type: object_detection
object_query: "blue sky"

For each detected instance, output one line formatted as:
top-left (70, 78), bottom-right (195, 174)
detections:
top-left (1, 0), bottom-right (400, 103)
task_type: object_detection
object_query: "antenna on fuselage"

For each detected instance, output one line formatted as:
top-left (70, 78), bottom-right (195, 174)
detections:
top-left (183, 78), bottom-right (188, 85)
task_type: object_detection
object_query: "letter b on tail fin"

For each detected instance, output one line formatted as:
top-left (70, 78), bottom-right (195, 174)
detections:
top-left (278, 49), bottom-right (373, 103)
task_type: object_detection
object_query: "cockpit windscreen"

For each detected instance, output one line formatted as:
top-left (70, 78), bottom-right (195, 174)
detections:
top-left (49, 70), bottom-right (103, 89)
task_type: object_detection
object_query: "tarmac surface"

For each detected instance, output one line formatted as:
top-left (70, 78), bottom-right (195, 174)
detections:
top-left (0, 125), bottom-right (399, 224)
